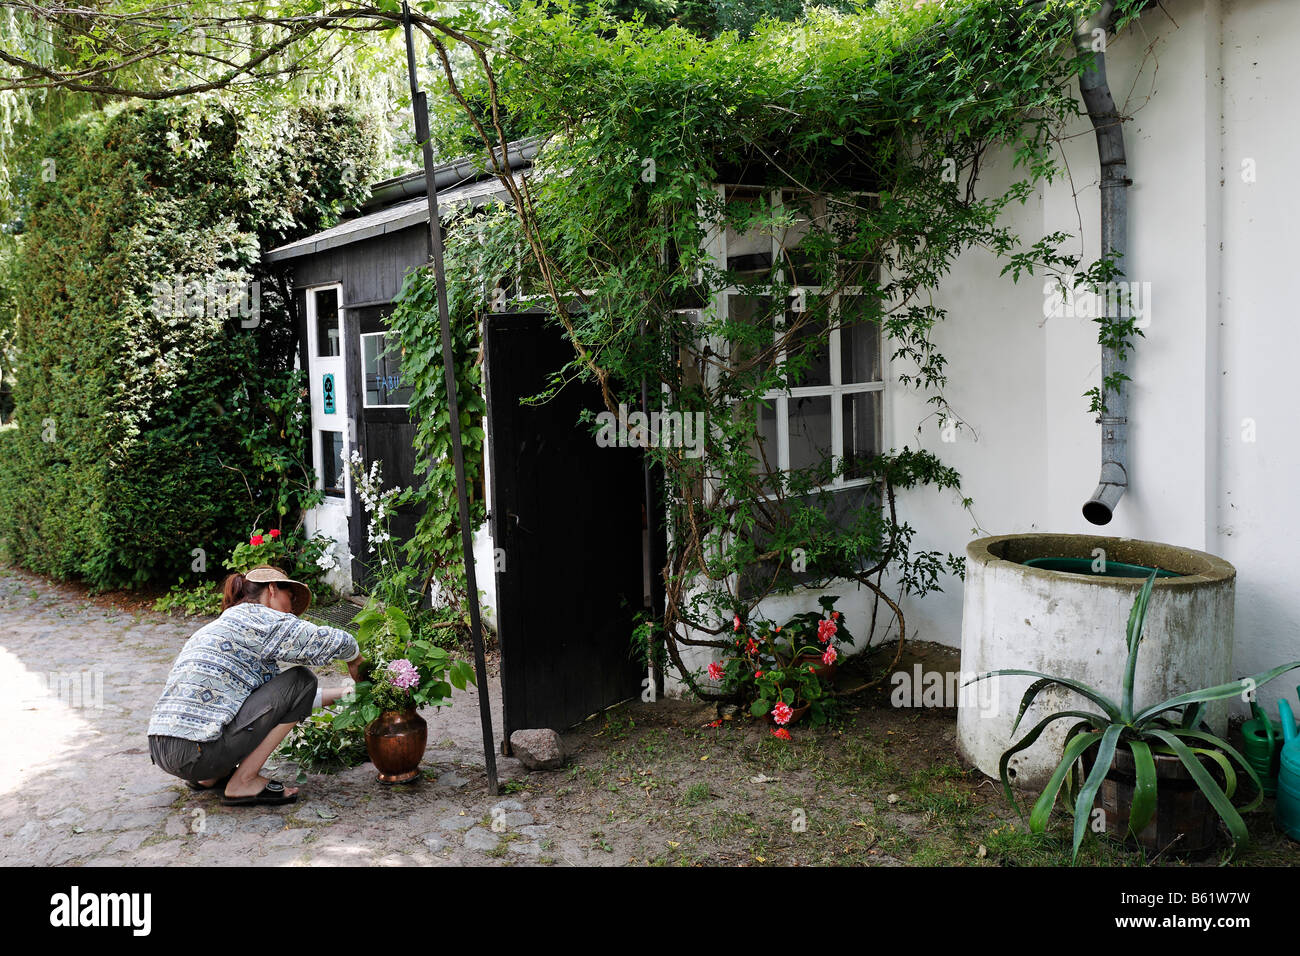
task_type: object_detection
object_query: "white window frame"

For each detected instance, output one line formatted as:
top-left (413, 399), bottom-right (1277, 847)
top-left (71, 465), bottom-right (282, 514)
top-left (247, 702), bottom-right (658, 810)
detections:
top-left (304, 282), bottom-right (351, 505)
top-left (308, 283), bottom-right (344, 361)
top-left (709, 185), bottom-right (884, 495)
top-left (359, 330), bottom-right (414, 409)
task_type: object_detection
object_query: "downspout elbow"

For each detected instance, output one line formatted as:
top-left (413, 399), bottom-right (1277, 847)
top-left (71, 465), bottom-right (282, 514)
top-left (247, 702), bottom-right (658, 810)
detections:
top-left (1083, 460), bottom-right (1127, 526)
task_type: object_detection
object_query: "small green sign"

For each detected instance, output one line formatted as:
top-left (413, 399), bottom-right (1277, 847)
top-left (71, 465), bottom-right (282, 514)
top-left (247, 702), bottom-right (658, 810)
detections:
top-left (323, 373), bottom-right (336, 414)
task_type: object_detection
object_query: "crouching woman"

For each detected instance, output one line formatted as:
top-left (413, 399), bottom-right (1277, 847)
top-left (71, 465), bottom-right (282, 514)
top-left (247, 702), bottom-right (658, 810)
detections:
top-left (147, 565), bottom-right (365, 806)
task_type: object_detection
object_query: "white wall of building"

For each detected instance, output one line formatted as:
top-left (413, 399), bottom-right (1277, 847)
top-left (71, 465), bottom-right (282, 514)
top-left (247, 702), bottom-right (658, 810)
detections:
top-left (672, 0), bottom-right (1300, 708)
top-left (886, 0), bottom-right (1300, 711)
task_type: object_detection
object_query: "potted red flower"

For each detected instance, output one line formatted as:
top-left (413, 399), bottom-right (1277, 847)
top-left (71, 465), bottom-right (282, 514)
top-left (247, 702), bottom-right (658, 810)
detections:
top-left (780, 597), bottom-right (854, 680)
top-left (706, 597), bottom-right (851, 731)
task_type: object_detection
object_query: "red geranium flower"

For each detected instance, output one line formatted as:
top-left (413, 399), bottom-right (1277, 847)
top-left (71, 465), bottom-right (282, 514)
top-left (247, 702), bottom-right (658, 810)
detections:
top-left (772, 701), bottom-right (793, 725)
top-left (733, 614), bottom-right (742, 632)
top-left (707, 661), bottom-right (725, 681)
top-left (822, 646), bottom-right (838, 666)
top-left (250, 534), bottom-right (264, 546)
top-left (754, 670), bottom-right (764, 679)
top-left (832, 611), bottom-right (840, 620)
top-left (268, 529), bottom-right (281, 539)
top-left (708, 719), bottom-right (723, 728)
top-left (808, 665), bottom-right (816, 673)
top-left (745, 637), bottom-right (758, 656)
top-left (817, 618), bottom-right (838, 643)
top-left (771, 728), bottom-right (792, 741)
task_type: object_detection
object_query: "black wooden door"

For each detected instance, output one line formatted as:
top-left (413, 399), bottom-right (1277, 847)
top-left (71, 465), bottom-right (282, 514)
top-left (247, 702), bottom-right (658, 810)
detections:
top-left (486, 313), bottom-right (647, 739)
top-left (346, 303), bottom-right (423, 595)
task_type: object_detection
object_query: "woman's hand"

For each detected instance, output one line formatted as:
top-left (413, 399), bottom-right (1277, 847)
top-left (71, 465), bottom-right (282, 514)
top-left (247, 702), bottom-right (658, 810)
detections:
top-left (320, 685), bottom-right (352, 707)
top-left (346, 654), bottom-right (366, 683)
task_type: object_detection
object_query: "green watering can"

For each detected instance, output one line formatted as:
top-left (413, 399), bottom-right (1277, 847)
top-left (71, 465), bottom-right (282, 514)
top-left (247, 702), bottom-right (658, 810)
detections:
top-left (1274, 696), bottom-right (1300, 841)
top-left (1242, 701), bottom-right (1283, 796)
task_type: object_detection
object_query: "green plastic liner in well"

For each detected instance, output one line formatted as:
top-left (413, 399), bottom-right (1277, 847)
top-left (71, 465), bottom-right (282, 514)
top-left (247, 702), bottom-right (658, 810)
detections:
top-left (1021, 557), bottom-right (1182, 579)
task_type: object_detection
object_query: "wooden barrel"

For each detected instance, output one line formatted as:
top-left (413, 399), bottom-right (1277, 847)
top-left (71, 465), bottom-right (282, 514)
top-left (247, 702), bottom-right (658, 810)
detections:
top-left (1087, 744), bottom-right (1221, 855)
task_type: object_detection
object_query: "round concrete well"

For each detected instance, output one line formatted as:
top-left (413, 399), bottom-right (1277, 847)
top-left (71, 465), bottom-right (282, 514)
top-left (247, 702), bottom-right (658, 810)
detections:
top-left (957, 533), bottom-right (1236, 790)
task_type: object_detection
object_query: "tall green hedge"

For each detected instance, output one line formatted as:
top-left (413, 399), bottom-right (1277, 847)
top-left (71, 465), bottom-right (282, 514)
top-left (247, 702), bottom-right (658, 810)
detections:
top-left (0, 100), bottom-right (379, 589)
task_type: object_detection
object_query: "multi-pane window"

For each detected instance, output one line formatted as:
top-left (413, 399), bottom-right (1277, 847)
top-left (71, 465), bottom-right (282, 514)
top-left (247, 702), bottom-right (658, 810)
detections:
top-left (711, 186), bottom-right (883, 492)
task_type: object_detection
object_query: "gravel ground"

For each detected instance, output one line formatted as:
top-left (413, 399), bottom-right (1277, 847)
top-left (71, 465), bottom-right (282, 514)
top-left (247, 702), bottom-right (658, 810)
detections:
top-left (6, 563), bottom-right (1296, 868)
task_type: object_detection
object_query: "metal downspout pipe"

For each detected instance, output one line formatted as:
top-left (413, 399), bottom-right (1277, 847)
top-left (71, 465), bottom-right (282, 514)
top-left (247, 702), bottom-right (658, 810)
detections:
top-left (1075, 1), bottom-right (1131, 525)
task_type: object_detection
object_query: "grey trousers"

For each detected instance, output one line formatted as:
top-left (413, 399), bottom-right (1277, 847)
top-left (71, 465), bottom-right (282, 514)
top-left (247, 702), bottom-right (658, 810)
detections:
top-left (148, 666), bottom-right (317, 782)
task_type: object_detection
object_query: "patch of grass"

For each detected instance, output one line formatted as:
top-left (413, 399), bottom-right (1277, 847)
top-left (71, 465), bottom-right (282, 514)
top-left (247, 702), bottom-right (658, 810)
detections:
top-left (909, 843), bottom-right (953, 866)
top-left (682, 782), bottom-right (711, 805)
top-left (766, 741), bottom-right (809, 773)
top-left (982, 826), bottom-right (1148, 867)
top-left (639, 728), bottom-right (667, 758)
top-left (705, 810), bottom-right (756, 842)
top-left (595, 710), bottom-right (636, 741)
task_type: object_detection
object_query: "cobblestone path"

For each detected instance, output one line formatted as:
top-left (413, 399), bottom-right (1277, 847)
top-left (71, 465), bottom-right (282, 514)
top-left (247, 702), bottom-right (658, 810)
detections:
top-left (0, 568), bottom-right (580, 866)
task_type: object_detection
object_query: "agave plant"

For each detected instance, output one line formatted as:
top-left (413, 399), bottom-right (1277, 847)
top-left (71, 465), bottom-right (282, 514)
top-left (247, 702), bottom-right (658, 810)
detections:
top-left (969, 569), bottom-right (1300, 860)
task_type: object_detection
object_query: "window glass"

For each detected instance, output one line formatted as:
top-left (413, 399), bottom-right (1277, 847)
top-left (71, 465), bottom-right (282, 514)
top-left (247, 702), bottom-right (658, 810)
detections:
top-left (788, 395), bottom-right (833, 473)
top-left (776, 191), bottom-right (823, 282)
top-left (842, 392), bottom-right (881, 480)
top-left (749, 399), bottom-right (779, 476)
top-left (315, 289), bottom-right (340, 357)
top-left (784, 307), bottom-right (830, 388)
top-left (728, 294), bottom-right (777, 373)
top-left (321, 431), bottom-right (345, 497)
top-left (724, 186), bottom-right (773, 276)
top-left (362, 333), bottom-right (415, 407)
top-left (838, 295), bottom-right (881, 384)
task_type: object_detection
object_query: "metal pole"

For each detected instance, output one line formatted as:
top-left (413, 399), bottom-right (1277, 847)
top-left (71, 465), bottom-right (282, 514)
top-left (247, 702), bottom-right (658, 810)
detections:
top-left (402, 0), bottom-right (499, 794)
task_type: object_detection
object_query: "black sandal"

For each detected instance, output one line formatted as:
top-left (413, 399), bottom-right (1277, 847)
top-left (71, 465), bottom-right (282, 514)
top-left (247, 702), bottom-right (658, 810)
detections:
top-left (221, 779), bottom-right (298, 807)
top-left (185, 769), bottom-right (235, 792)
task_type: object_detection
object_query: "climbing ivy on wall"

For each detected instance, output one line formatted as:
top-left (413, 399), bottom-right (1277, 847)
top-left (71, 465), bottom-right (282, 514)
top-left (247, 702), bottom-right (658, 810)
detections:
top-left (395, 0), bottom-right (1153, 692)
top-left (0, 99), bottom-right (379, 589)
top-left (385, 208), bottom-right (503, 616)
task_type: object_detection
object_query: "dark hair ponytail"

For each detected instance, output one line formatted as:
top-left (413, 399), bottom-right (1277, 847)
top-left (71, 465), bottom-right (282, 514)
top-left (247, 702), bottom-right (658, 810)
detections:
top-left (221, 572), bottom-right (269, 611)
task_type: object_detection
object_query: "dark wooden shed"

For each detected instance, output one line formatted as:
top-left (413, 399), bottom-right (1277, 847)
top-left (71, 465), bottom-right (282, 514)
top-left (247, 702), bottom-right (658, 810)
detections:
top-left (264, 139), bottom-right (657, 743)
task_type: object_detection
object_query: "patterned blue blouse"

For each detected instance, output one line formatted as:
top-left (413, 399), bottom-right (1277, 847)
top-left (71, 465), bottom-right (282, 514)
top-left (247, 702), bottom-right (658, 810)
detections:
top-left (147, 601), bottom-right (360, 742)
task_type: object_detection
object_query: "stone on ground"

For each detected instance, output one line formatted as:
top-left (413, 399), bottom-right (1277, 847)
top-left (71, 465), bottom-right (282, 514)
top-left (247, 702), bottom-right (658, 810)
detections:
top-left (509, 729), bottom-right (564, 771)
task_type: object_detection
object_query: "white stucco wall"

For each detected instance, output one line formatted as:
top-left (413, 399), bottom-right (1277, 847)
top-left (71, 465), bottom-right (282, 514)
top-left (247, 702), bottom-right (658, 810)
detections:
top-left (671, 0), bottom-right (1300, 709)
top-left (885, 0), bottom-right (1300, 712)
